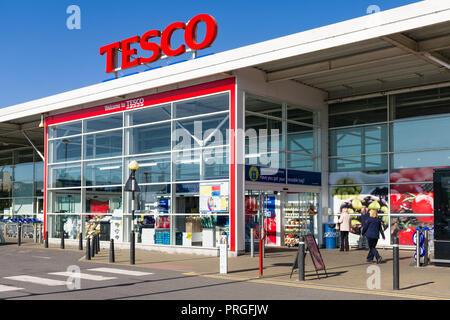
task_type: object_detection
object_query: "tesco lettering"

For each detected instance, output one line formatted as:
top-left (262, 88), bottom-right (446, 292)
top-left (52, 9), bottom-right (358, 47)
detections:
top-left (100, 14), bottom-right (218, 73)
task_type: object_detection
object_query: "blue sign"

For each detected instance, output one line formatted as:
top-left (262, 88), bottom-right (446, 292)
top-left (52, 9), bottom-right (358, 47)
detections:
top-left (264, 196), bottom-right (276, 218)
top-left (245, 165), bottom-right (321, 186)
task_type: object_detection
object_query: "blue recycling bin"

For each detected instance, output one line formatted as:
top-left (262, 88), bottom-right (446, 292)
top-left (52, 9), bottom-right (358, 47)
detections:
top-left (324, 222), bottom-right (337, 249)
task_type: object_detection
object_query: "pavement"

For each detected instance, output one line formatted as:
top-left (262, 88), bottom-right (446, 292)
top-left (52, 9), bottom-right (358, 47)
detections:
top-left (5, 239), bottom-right (450, 300)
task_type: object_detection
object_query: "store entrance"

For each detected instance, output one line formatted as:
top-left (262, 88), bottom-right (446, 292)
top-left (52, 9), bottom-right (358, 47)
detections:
top-left (244, 187), bottom-right (320, 251)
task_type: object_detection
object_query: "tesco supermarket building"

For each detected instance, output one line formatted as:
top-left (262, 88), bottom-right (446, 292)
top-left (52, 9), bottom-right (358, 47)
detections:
top-left (1, 2), bottom-right (449, 258)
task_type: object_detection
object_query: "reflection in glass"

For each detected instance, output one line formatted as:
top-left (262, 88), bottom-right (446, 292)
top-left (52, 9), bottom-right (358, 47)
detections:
top-left (85, 113), bottom-right (123, 133)
top-left (174, 150), bottom-right (201, 181)
top-left (245, 95), bottom-right (282, 118)
top-left (84, 130), bottom-right (122, 160)
top-left (330, 154), bottom-right (388, 173)
top-left (128, 153), bottom-right (171, 184)
top-left (174, 93), bottom-right (229, 118)
top-left (85, 160), bottom-right (122, 186)
top-left (127, 122), bottom-right (171, 155)
top-left (287, 154), bottom-right (314, 171)
top-left (127, 104), bottom-right (171, 126)
top-left (328, 97), bottom-right (387, 128)
top-left (287, 123), bottom-right (314, 154)
top-left (85, 187), bottom-right (122, 214)
top-left (49, 121), bottom-right (82, 139)
top-left (329, 125), bottom-right (387, 157)
top-left (392, 149), bottom-right (450, 170)
top-left (53, 190), bottom-right (82, 213)
top-left (50, 137), bottom-right (82, 163)
top-left (49, 163), bottom-right (81, 188)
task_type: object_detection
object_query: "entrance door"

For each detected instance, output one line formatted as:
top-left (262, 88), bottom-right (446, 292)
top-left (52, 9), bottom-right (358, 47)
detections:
top-left (245, 190), bottom-right (280, 249)
top-left (433, 169), bottom-right (450, 263)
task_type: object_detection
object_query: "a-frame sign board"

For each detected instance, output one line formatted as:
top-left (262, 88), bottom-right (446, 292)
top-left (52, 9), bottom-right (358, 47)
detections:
top-left (290, 234), bottom-right (328, 279)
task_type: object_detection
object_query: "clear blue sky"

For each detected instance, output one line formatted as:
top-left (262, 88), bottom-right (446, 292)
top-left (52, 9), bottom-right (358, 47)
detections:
top-left (0, 0), bottom-right (422, 108)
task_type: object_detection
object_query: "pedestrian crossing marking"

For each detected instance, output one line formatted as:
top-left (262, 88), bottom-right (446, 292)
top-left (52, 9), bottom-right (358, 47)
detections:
top-left (49, 272), bottom-right (117, 281)
top-left (4, 275), bottom-right (69, 286)
top-left (87, 267), bottom-right (153, 276)
top-left (0, 284), bottom-right (23, 293)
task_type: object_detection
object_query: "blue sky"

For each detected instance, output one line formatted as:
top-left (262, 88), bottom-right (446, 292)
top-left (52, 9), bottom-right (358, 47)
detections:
top-left (0, 0), bottom-right (422, 108)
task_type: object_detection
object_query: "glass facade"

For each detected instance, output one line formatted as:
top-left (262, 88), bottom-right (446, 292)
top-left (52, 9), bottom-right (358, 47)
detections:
top-left (245, 94), bottom-right (320, 172)
top-left (46, 92), bottom-right (231, 247)
top-left (0, 148), bottom-right (44, 219)
top-left (329, 87), bottom-right (450, 246)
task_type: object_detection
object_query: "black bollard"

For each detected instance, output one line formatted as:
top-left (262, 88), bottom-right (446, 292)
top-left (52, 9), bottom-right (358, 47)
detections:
top-left (298, 236), bottom-right (305, 281)
top-left (393, 236), bottom-right (400, 290)
top-left (91, 236), bottom-right (95, 258)
top-left (109, 239), bottom-right (115, 263)
top-left (79, 233), bottom-right (83, 250)
top-left (60, 223), bottom-right (65, 249)
top-left (130, 231), bottom-right (135, 265)
top-left (97, 234), bottom-right (101, 253)
top-left (86, 237), bottom-right (91, 260)
top-left (44, 231), bottom-right (48, 248)
top-left (17, 223), bottom-right (22, 247)
top-left (95, 234), bottom-right (99, 254)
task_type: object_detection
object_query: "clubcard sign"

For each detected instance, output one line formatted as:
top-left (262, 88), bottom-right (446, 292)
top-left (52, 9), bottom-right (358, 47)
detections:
top-left (100, 14), bottom-right (218, 73)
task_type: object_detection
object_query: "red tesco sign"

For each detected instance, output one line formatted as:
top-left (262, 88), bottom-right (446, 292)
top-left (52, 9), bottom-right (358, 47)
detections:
top-left (100, 14), bottom-right (218, 73)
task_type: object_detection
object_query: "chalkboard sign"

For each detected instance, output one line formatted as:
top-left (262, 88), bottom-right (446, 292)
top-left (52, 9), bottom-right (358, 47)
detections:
top-left (290, 234), bottom-right (327, 279)
top-left (305, 234), bottom-right (326, 272)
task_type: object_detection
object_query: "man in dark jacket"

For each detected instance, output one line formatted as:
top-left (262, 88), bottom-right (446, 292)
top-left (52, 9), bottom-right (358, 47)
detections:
top-left (358, 207), bottom-right (369, 249)
top-left (362, 210), bottom-right (385, 263)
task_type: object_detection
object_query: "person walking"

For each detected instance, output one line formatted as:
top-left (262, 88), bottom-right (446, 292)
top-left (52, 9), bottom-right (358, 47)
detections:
top-left (358, 207), bottom-right (369, 250)
top-left (362, 209), bottom-right (386, 263)
top-left (338, 207), bottom-right (351, 251)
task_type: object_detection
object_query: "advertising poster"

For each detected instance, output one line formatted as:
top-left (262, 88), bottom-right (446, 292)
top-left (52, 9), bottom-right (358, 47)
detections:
top-left (200, 182), bottom-right (229, 213)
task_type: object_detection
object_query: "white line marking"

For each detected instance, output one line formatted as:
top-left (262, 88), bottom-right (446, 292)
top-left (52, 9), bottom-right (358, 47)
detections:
top-left (0, 284), bottom-right (24, 293)
top-left (49, 272), bottom-right (117, 281)
top-left (4, 275), bottom-right (69, 286)
top-left (87, 267), bottom-right (153, 276)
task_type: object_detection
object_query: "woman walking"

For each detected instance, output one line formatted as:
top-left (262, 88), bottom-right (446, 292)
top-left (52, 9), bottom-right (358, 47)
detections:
top-left (338, 207), bottom-right (351, 251)
top-left (362, 209), bottom-right (386, 263)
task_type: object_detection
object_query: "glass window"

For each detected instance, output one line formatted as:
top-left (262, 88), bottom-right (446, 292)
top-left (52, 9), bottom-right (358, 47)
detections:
top-left (85, 113), bottom-right (123, 133)
top-left (127, 104), bottom-right (171, 126)
top-left (51, 190), bottom-right (82, 214)
top-left (329, 97), bottom-right (387, 128)
top-left (330, 154), bottom-right (388, 173)
top-left (175, 183), bottom-right (199, 213)
top-left (329, 124), bottom-right (387, 157)
top-left (174, 93), bottom-right (229, 119)
top-left (127, 122), bottom-right (171, 155)
top-left (13, 163), bottom-right (34, 182)
top-left (173, 114), bottom-right (229, 150)
top-left (392, 149), bottom-right (450, 170)
top-left (50, 137), bottom-right (82, 163)
top-left (48, 121), bottom-right (82, 139)
top-left (392, 116), bottom-right (450, 152)
top-left (391, 216), bottom-right (433, 245)
top-left (48, 163), bottom-right (82, 188)
top-left (126, 153), bottom-right (171, 184)
top-left (203, 146), bottom-right (229, 180)
top-left (85, 160), bottom-right (122, 186)
top-left (245, 95), bottom-right (282, 118)
top-left (393, 87), bottom-right (450, 120)
top-left (245, 150), bottom-right (284, 169)
top-left (287, 154), bottom-right (314, 171)
top-left (287, 106), bottom-right (314, 125)
top-left (13, 198), bottom-right (34, 215)
top-left (84, 130), bottom-right (122, 160)
top-left (85, 187), bottom-right (122, 214)
top-left (245, 115), bottom-right (283, 151)
top-left (12, 181), bottom-right (33, 198)
top-left (174, 150), bottom-right (200, 181)
top-left (287, 123), bottom-right (314, 154)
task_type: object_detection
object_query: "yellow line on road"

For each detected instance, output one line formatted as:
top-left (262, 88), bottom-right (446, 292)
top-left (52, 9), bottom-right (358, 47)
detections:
top-left (183, 272), bottom-right (448, 300)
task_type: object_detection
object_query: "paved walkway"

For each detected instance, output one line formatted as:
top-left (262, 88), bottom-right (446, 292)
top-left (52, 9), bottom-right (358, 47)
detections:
top-left (6, 240), bottom-right (450, 300)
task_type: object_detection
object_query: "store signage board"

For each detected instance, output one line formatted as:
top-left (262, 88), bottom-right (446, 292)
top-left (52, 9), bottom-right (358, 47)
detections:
top-left (290, 234), bottom-right (327, 279)
top-left (100, 14), bottom-right (218, 73)
top-left (245, 165), bottom-right (321, 186)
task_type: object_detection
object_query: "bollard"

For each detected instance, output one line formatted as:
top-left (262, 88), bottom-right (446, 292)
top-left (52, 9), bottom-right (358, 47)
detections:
top-left (393, 236), bottom-right (400, 290)
top-left (91, 236), bottom-right (95, 258)
top-left (44, 231), bottom-right (48, 248)
top-left (39, 225), bottom-right (43, 244)
top-left (219, 232), bottom-right (228, 274)
top-left (17, 223), bottom-right (22, 247)
top-left (423, 230), bottom-right (429, 266)
top-left (95, 234), bottom-right (99, 254)
top-left (415, 230), bottom-right (421, 267)
top-left (97, 234), bottom-right (101, 253)
top-left (261, 229), bottom-right (265, 258)
top-left (298, 236), bottom-right (305, 281)
top-left (60, 223), bottom-right (65, 249)
top-left (33, 224), bottom-right (37, 243)
top-left (130, 231), bottom-right (135, 265)
top-left (79, 233), bottom-right (83, 251)
top-left (250, 228), bottom-right (254, 258)
top-left (109, 239), bottom-right (115, 263)
top-left (86, 237), bottom-right (91, 260)
top-left (259, 238), bottom-right (263, 278)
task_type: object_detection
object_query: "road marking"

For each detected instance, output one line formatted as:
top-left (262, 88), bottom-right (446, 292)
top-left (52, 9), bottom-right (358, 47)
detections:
top-left (87, 267), bottom-right (153, 276)
top-left (0, 284), bottom-right (23, 293)
top-left (4, 275), bottom-right (69, 286)
top-left (49, 272), bottom-right (117, 281)
top-left (182, 272), bottom-right (449, 301)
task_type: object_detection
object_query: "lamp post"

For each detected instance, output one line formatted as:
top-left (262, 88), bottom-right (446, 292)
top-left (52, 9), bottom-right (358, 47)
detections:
top-left (125, 160), bottom-right (140, 265)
